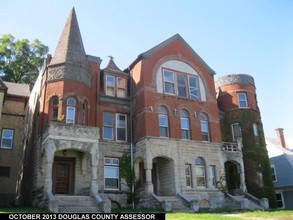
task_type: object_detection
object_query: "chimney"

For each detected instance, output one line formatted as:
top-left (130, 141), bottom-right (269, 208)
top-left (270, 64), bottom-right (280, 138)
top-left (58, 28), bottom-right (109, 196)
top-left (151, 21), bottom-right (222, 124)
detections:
top-left (276, 128), bottom-right (286, 148)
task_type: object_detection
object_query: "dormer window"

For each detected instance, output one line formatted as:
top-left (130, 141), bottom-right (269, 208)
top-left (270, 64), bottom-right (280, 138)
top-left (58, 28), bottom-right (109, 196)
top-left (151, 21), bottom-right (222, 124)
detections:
top-left (105, 75), bottom-right (126, 98)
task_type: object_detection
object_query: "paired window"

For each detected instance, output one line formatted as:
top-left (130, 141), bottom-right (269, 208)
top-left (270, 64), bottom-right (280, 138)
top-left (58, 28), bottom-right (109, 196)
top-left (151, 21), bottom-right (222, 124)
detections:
top-left (103, 113), bottom-right (127, 141)
top-left (231, 123), bottom-right (242, 141)
top-left (200, 113), bottom-right (210, 141)
top-left (195, 157), bottom-right (206, 187)
top-left (1, 129), bottom-right (14, 149)
top-left (163, 69), bottom-right (200, 100)
top-left (180, 110), bottom-right (190, 139)
top-left (158, 107), bottom-right (169, 137)
top-left (104, 157), bottom-right (119, 190)
top-left (66, 98), bottom-right (76, 124)
top-left (271, 165), bottom-right (277, 182)
top-left (105, 75), bottom-right (126, 98)
top-left (237, 93), bottom-right (248, 108)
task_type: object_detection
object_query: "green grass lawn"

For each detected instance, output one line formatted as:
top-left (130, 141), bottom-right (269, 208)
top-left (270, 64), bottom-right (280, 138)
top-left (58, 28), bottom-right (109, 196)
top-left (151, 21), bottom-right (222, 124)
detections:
top-left (1, 207), bottom-right (293, 219)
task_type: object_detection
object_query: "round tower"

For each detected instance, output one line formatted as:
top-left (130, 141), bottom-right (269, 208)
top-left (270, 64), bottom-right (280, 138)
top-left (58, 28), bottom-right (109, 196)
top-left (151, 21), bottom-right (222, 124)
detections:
top-left (216, 73), bottom-right (277, 208)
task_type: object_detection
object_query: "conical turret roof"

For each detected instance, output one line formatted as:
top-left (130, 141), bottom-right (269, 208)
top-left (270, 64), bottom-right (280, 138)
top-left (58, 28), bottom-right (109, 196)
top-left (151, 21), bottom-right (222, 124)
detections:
top-left (48, 8), bottom-right (91, 87)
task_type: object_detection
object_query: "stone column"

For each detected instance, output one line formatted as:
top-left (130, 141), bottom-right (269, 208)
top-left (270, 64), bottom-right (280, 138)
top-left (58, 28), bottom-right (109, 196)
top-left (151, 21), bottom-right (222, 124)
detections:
top-left (145, 159), bottom-right (153, 194)
top-left (90, 144), bottom-right (99, 194)
top-left (239, 160), bottom-right (246, 193)
top-left (44, 140), bottom-right (55, 195)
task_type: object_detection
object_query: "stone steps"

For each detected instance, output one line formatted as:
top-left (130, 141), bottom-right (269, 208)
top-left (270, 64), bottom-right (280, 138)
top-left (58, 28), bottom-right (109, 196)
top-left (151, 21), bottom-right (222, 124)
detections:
top-left (56, 195), bottom-right (100, 213)
top-left (158, 196), bottom-right (193, 213)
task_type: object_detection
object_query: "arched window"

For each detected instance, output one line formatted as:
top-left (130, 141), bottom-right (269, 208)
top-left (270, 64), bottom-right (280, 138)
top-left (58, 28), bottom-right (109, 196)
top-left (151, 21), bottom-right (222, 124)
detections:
top-left (180, 110), bottom-right (190, 139)
top-left (51, 96), bottom-right (59, 121)
top-left (195, 157), bottom-right (206, 187)
top-left (66, 98), bottom-right (76, 124)
top-left (158, 107), bottom-right (169, 137)
top-left (200, 113), bottom-right (210, 141)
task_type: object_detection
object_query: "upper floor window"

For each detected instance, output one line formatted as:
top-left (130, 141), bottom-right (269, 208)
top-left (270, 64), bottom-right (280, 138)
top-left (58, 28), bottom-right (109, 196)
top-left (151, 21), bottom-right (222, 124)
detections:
top-left (163, 69), bottom-right (200, 100)
top-left (51, 96), bottom-right (59, 121)
top-left (200, 113), bottom-right (210, 141)
top-left (231, 123), bottom-right (242, 141)
top-left (195, 157), bottom-right (206, 187)
top-left (66, 98), bottom-right (76, 124)
top-left (237, 93), bottom-right (248, 108)
top-left (253, 123), bottom-right (259, 136)
top-left (158, 107), bottom-right (169, 137)
top-left (105, 75), bottom-right (126, 98)
top-left (103, 112), bottom-right (127, 142)
top-left (180, 110), bottom-right (190, 139)
top-left (82, 101), bottom-right (88, 125)
top-left (1, 129), bottom-right (14, 149)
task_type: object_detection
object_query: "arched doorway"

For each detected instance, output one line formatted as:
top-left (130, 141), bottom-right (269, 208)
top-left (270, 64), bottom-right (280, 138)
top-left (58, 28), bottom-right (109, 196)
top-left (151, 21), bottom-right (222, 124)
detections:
top-left (224, 161), bottom-right (241, 195)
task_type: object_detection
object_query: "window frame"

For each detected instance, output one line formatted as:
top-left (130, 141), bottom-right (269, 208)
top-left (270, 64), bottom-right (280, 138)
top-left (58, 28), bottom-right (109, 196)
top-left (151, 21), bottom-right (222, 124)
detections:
top-left (275, 192), bottom-right (284, 208)
top-left (188, 75), bottom-right (200, 100)
top-left (271, 164), bottom-right (277, 182)
top-left (103, 112), bottom-right (114, 140)
top-left (158, 107), bottom-right (169, 137)
top-left (103, 112), bottom-right (127, 142)
top-left (104, 157), bottom-right (120, 190)
top-left (210, 165), bottom-right (216, 187)
top-left (51, 96), bottom-right (59, 121)
top-left (116, 113), bottom-right (127, 142)
top-left (195, 157), bottom-right (206, 188)
top-left (105, 74), bottom-right (127, 98)
top-left (185, 164), bottom-right (192, 188)
top-left (0, 129), bottom-right (14, 149)
top-left (237, 92), bottom-right (248, 108)
top-left (180, 110), bottom-right (190, 140)
top-left (231, 123), bottom-right (242, 141)
top-left (66, 98), bottom-right (76, 124)
top-left (200, 113), bottom-right (210, 142)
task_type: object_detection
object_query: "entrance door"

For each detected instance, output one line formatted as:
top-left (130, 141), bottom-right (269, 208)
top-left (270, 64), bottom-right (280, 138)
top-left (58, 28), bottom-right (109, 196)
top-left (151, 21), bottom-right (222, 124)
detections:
top-left (53, 157), bottom-right (75, 194)
top-left (152, 163), bottom-right (158, 195)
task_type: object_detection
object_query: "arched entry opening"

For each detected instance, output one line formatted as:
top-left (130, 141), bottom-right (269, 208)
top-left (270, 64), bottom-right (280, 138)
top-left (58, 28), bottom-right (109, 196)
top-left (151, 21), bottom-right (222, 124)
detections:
top-left (152, 157), bottom-right (175, 196)
top-left (225, 161), bottom-right (241, 195)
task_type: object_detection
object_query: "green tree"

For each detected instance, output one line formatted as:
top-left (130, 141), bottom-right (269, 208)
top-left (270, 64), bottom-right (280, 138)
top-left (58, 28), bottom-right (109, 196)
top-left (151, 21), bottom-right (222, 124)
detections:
top-left (0, 34), bottom-right (49, 87)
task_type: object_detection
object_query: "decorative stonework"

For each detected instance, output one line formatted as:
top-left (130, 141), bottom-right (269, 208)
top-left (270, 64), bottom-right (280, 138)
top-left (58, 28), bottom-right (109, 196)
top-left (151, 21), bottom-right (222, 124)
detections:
top-left (48, 67), bottom-right (65, 81)
top-left (215, 74), bottom-right (255, 88)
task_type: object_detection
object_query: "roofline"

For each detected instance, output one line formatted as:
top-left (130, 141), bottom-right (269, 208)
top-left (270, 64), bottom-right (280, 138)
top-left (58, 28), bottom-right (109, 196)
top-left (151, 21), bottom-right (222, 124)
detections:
top-left (127, 34), bottom-right (216, 75)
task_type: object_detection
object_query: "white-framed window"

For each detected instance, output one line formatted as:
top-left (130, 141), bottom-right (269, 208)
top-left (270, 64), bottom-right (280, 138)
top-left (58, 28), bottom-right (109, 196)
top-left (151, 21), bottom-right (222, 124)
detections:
top-left (104, 157), bottom-right (119, 190)
top-left (185, 164), bottom-right (192, 188)
top-left (237, 93), bottom-right (248, 108)
top-left (105, 75), bottom-right (127, 98)
top-left (66, 98), bottom-right (76, 124)
top-left (162, 69), bottom-right (200, 100)
top-left (1, 129), bottom-right (14, 149)
top-left (188, 75), bottom-right (200, 100)
top-left (210, 165), bottom-right (216, 187)
top-left (231, 123), bottom-right (242, 141)
top-left (195, 157), bottom-right (206, 187)
top-left (200, 113), bottom-right (210, 142)
top-left (116, 114), bottom-right (127, 141)
top-left (158, 107), bottom-right (169, 137)
top-left (163, 70), bottom-right (175, 95)
top-left (271, 164), bottom-right (277, 182)
top-left (180, 110), bottom-right (190, 139)
top-left (275, 193), bottom-right (284, 208)
top-left (253, 123), bottom-right (259, 136)
top-left (103, 112), bottom-right (127, 142)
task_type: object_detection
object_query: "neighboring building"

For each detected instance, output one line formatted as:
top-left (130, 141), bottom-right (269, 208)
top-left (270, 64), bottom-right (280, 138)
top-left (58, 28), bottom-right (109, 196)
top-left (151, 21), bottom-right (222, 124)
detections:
top-left (266, 128), bottom-right (293, 209)
top-left (216, 74), bottom-right (277, 208)
top-left (0, 79), bottom-right (30, 206)
top-left (17, 8), bottom-right (272, 212)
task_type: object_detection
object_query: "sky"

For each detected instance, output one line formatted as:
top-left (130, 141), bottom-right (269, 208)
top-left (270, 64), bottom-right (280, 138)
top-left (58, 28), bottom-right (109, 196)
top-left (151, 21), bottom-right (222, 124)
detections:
top-left (1, 0), bottom-right (292, 140)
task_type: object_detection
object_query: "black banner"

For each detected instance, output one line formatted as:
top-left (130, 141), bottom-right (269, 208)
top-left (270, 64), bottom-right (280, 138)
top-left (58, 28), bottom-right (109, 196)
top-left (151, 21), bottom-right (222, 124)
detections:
top-left (0, 213), bottom-right (165, 220)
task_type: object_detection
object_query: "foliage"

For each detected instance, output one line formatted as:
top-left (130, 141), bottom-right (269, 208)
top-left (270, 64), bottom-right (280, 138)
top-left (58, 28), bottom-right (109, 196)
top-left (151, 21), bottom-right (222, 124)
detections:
top-left (0, 34), bottom-right (49, 87)
top-left (119, 152), bottom-right (136, 204)
top-left (216, 174), bottom-right (228, 197)
top-left (220, 110), bottom-right (277, 208)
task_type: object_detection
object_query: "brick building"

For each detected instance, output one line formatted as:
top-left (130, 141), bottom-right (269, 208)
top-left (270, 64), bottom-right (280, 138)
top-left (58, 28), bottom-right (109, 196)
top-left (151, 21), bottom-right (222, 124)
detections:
top-left (0, 79), bottom-right (30, 206)
top-left (17, 8), bottom-right (272, 212)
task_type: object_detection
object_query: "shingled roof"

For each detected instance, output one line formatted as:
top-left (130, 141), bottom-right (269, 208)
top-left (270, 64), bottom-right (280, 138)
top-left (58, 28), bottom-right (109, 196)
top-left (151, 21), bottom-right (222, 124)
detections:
top-left (4, 81), bottom-right (30, 98)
